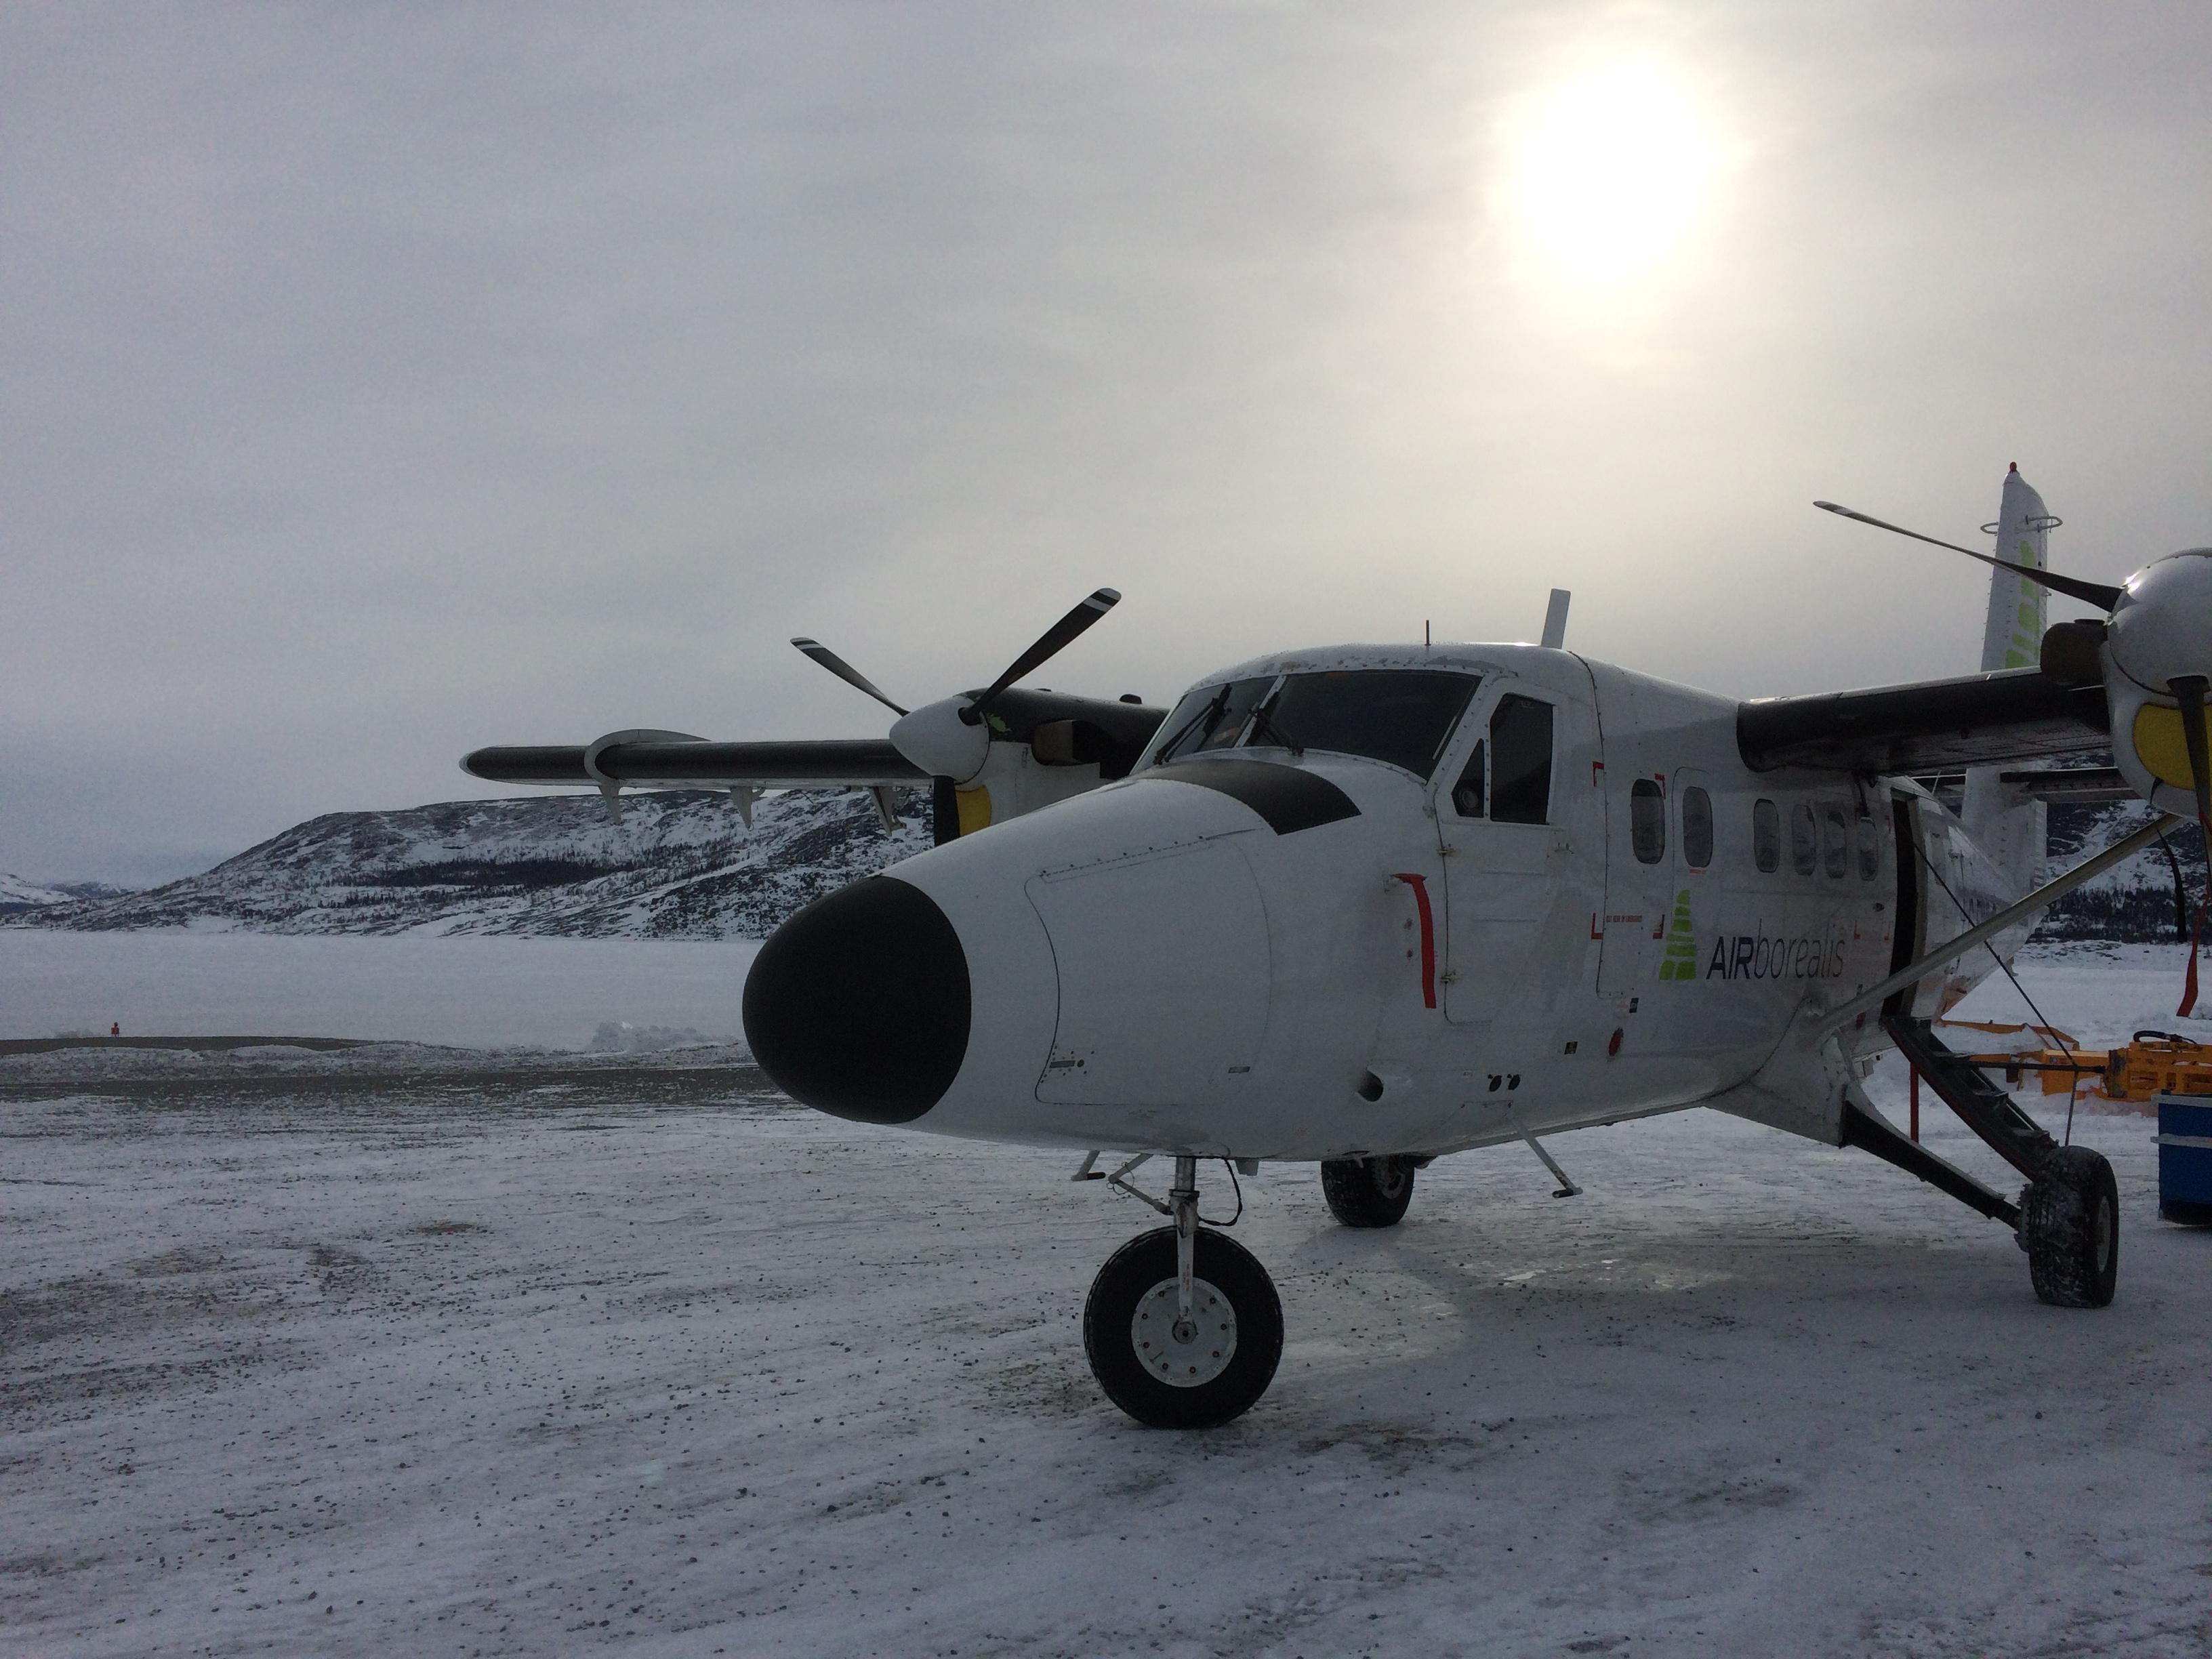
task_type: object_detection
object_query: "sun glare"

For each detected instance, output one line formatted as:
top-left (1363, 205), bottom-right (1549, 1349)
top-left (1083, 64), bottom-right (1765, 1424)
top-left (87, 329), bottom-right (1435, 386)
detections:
top-left (1504, 64), bottom-right (1718, 285)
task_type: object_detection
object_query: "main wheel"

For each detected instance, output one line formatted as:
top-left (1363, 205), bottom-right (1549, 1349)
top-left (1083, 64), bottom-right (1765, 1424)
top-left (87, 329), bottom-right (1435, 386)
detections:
top-left (1083, 1227), bottom-right (1283, 1429)
top-left (1321, 1155), bottom-right (1416, 1227)
top-left (2023, 1146), bottom-right (2119, 1308)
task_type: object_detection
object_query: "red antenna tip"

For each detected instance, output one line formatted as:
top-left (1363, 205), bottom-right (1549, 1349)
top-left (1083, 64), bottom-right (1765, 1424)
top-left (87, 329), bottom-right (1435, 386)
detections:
top-left (2008, 461), bottom-right (2018, 473)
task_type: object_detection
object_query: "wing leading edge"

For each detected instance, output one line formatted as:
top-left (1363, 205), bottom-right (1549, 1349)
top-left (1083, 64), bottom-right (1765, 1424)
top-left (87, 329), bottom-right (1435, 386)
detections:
top-left (1738, 667), bottom-right (2110, 776)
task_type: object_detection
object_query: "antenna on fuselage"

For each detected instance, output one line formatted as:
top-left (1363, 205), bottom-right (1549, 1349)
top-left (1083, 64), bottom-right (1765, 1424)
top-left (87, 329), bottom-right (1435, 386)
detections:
top-left (1541, 589), bottom-right (1572, 649)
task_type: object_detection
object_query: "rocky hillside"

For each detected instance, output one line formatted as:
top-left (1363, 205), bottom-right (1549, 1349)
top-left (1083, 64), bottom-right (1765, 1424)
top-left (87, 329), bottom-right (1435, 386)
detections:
top-left (11, 790), bottom-right (930, 939)
top-left (0, 874), bottom-right (138, 918)
top-left (2039, 798), bottom-right (2205, 944)
top-left (9, 781), bottom-right (2200, 943)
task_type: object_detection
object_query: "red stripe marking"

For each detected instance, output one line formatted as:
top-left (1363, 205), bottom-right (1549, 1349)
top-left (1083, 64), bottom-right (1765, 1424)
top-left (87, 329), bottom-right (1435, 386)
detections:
top-left (1392, 874), bottom-right (1437, 1010)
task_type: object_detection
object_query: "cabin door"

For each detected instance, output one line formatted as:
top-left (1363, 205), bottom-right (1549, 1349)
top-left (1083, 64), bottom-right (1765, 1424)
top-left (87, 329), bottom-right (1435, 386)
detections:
top-left (1597, 764), bottom-right (1677, 1000)
top-left (1433, 666), bottom-right (1601, 1040)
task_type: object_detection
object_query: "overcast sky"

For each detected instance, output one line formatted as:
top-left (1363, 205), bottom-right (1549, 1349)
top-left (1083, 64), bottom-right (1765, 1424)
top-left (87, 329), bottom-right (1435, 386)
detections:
top-left (5, 1), bottom-right (2209, 884)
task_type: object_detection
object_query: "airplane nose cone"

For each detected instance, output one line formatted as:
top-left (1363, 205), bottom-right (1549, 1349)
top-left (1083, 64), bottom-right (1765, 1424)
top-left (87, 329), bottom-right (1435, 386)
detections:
top-left (742, 876), bottom-right (972, 1124)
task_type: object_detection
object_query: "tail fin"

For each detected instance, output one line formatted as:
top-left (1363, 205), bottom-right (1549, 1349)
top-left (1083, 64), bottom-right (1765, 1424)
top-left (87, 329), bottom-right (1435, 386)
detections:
top-left (1978, 463), bottom-right (2053, 672)
top-left (1963, 464), bottom-right (2056, 899)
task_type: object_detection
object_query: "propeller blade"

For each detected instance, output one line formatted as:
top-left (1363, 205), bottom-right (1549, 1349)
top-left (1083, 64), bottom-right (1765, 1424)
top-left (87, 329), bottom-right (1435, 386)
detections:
top-left (2171, 677), bottom-right (2212, 1017)
top-left (1814, 501), bottom-right (2125, 612)
top-left (790, 638), bottom-right (908, 717)
top-left (2175, 677), bottom-right (2212, 836)
top-left (966, 588), bottom-right (1122, 719)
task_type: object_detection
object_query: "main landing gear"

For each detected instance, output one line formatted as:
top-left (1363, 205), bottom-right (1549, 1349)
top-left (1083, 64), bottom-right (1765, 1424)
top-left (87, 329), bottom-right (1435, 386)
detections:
top-left (1084, 1157), bottom-right (1283, 1428)
top-left (1320, 1155), bottom-right (1417, 1227)
top-left (2022, 1145), bottom-right (2120, 1307)
top-left (1862, 1017), bottom-right (2121, 1309)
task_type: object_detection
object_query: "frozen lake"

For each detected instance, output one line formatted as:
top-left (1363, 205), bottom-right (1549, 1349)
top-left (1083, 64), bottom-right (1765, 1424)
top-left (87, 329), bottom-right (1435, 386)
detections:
top-left (2, 938), bottom-right (2209, 1654)
top-left (0, 930), bottom-right (761, 1050)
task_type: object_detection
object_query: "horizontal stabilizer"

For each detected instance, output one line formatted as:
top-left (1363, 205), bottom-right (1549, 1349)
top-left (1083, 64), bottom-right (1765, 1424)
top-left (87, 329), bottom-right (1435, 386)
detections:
top-left (1995, 766), bottom-right (2135, 804)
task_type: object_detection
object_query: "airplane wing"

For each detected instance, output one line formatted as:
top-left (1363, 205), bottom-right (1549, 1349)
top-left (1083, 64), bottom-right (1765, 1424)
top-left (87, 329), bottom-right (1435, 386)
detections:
top-left (462, 738), bottom-right (927, 792)
top-left (1738, 665), bottom-right (2110, 775)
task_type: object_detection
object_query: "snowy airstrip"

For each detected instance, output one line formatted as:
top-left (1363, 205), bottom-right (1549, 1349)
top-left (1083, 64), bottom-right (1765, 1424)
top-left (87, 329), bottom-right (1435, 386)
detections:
top-left (3, 935), bottom-right (2209, 1656)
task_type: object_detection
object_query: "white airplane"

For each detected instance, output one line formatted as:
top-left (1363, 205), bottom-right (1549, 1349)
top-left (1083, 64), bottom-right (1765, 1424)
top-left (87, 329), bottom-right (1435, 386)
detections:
top-left (464, 468), bottom-right (2212, 1428)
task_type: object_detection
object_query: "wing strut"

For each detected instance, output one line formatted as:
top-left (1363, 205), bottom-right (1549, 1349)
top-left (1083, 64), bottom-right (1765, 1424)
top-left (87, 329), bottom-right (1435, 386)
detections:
top-left (1817, 813), bottom-right (2180, 1040)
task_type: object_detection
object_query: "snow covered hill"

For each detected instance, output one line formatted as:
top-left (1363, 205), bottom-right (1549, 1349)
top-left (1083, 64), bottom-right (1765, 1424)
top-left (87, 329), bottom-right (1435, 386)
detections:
top-left (9, 790), bottom-right (930, 939)
top-left (0, 874), bottom-right (137, 918)
top-left (2041, 798), bottom-right (2205, 943)
top-left (7, 781), bottom-right (2200, 943)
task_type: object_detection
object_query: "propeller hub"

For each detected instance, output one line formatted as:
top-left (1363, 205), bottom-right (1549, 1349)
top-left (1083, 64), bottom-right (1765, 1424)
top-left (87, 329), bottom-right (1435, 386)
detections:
top-left (890, 697), bottom-right (992, 783)
top-left (2106, 549), bottom-right (2212, 697)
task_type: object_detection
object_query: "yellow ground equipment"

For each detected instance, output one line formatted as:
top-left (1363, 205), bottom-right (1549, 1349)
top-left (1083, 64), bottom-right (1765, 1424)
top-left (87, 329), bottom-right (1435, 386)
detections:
top-left (1940, 1020), bottom-right (2105, 1097)
top-left (1936, 1021), bottom-right (2212, 1103)
top-left (2104, 1031), bottom-right (2212, 1103)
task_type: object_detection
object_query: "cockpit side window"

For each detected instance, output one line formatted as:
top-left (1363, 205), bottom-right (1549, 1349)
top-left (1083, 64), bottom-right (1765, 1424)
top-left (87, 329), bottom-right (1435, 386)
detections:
top-left (1488, 696), bottom-right (1554, 824)
top-left (1263, 670), bottom-right (1479, 780)
top-left (1451, 741), bottom-right (1486, 818)
top-left (1147, 677), bottom-right (1274, 765)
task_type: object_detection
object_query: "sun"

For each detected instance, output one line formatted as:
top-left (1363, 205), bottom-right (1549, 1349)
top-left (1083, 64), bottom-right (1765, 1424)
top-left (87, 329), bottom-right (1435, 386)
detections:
top-left (1503, 64), bottom-right (1719, 285)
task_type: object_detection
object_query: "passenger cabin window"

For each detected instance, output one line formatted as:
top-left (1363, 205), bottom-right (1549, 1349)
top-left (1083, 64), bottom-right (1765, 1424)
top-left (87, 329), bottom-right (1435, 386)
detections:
top-left (1753, 799), bottom-right (1780, 873)
top-left (1822, 805), bottom-right (1849, 878)
top-left (1265, 670), bottom-right (1479, 779)
top-left (1631, 779), bottom-right (1666, 864)
top-left (1857, 815), bottom-right (1880, 881)
top-left (1790, 803), bottom-right (1818, 876)
top-left (1681, 786), bottom-right (1713, 869)
top-left (1451, 741), bottom-right (1484, 817)
top-left (1488, 697), bottom-right (1553, 823)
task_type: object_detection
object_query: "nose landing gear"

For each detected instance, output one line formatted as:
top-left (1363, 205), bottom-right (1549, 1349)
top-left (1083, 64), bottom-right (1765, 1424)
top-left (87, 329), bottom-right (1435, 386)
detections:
top-left (1083, 1157), bottom-right (1283, 1428)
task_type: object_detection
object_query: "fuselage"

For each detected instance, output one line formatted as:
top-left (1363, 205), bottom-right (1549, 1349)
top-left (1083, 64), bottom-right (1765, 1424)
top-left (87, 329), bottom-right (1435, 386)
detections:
top-left (742, 643), bottom-right (2026, 1161)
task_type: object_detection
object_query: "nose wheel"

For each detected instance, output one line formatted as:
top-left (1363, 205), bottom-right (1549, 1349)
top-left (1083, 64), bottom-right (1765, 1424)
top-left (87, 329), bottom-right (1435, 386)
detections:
top-left (1083, 1159), bottom-right (1282, 1427)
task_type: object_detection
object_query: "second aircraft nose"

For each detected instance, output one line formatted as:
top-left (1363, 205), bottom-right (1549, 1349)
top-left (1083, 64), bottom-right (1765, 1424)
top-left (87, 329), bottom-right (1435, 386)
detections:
top-left (741, 876), bottom-right (972, 1124)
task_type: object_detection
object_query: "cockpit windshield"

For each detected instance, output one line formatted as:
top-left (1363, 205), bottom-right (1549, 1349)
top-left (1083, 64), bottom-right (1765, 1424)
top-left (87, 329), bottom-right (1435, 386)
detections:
top-left (1263, 671), bottom-right (1477, 778)
top-left (1149, 677), bottom-right (1274, 765)
top-left (1146, 669), bottom-right (1478, 780)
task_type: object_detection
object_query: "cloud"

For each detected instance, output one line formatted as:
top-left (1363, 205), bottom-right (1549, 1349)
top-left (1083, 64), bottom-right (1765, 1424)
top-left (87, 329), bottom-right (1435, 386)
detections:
top-left (3, 1), bottom-right (2209, 880)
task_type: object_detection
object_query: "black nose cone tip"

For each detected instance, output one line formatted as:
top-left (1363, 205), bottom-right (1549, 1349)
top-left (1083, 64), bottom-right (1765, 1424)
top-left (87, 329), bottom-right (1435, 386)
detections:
top-left (743, 876), bottom-right (972, 1125)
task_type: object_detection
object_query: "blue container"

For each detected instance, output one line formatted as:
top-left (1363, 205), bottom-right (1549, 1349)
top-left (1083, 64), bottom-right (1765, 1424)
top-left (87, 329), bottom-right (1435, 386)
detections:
top-left (2158, 1094), bottom-right (2212, 1226)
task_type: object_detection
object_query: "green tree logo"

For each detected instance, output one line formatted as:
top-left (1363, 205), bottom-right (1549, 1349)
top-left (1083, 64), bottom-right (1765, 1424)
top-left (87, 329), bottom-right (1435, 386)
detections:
top-left (1657, 888), bottom-right (1699, 983)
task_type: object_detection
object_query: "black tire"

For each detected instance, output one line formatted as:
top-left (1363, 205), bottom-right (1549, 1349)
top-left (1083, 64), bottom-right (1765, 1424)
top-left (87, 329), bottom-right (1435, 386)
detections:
top-left (1083, 1227), bottom-right (1283, 1429)
top-left (1321, 1155), bottom-right (1416, 1228)
top-left (2024, 1146), bottom-right (2119, 1308)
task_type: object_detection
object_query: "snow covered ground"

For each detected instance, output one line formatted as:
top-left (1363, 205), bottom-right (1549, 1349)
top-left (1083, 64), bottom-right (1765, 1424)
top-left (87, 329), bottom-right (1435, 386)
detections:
top-left (3, 943), bottom-right (2209, 1656)
top-left (0, 931), bottom-right (760, 1050)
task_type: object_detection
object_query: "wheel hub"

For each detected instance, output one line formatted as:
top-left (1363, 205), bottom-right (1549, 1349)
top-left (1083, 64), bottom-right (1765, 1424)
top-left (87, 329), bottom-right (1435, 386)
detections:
top-left (1132, 1275), bottom-right (1238, 1387)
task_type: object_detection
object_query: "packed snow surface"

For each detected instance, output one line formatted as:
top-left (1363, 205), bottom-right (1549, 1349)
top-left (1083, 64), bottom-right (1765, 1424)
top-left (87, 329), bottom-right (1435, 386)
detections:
top-left (3, 942), bottom-right (2209, 1656)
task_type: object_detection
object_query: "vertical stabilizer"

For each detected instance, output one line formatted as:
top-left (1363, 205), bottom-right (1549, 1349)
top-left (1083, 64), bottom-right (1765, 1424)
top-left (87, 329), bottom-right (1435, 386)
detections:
top-left (1963, 465), bottom-right (2055, 902)
top-left (1979, 464), bottom-right (2051, 672)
